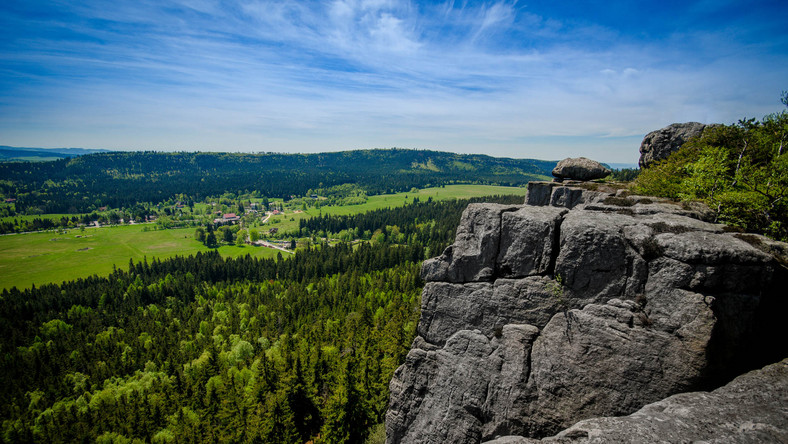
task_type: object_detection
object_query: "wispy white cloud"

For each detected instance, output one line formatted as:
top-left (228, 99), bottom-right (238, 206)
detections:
top-left (1, 0), bottom-right (787, 162)
top-left (471, 1), bottom-right (516, 42)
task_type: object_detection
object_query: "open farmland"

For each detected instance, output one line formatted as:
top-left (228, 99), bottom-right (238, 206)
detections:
top-left (0, 185), bottom-right (527, 290)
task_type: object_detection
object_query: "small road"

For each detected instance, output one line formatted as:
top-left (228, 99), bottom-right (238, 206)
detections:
top-left (254, 240), bottom-right (294, 254)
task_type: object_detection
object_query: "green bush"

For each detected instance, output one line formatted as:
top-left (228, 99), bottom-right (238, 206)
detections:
top-left (634, 96), bottom-right (788, 241)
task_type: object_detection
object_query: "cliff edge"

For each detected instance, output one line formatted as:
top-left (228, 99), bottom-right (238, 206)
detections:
top-left (386, 182), bottom-right (788, 443)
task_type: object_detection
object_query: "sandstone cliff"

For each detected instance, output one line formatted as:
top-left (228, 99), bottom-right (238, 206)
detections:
top-left (386, 182), bottom-right (788, 443)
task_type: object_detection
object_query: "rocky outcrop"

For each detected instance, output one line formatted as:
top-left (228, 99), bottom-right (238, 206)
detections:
top-left (638, 122), bottom-right (710, 168)
top-left (386, 183), bottom-right (788, 444)
top-left (551, 157), bottom-right (611, 181)
top-left (484, 358), bottom-right (788, 444)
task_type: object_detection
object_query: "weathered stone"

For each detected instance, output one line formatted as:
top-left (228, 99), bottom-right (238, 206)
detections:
top-left (526, 296), bottom-right (714, 436)
top-left (418, 282), bottom-right (494, 345)
top-left (551, 157), bottom-right (611, 181)
top-left (388, 326), bottom-right (542, 444)
top-left (548, 186), bottom-right (602, 208)
top-left (484, 437), bottom-right (537, 444)
top-left (388, 193), bottom-right (788, 444)
top-left (638, 122), bottom-right (709, 168)
top-left (485, 358), bottom-right (788, 444)
top-left (585, 199), bottom-right (717, 221)
top-left (525, 182), bottom-right (555, 206)
top-left (386, 330), bottom-right (499, 444)
top-left (497, 206), bottom-right (567, 278)
top-left (482, 325), bottom-right (541, 439)
top-left (656, 231), bottom-right (773, 265)
top-left (526, 181), bottom-right (615, 209)
top-left (421, 203), bottom-right (521, 283)
top-left (554, 211), bottom-right (646, 300)
top-left (418, 278), bottom-right (567, 347)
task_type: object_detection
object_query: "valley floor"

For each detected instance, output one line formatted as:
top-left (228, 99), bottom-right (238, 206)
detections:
top-left (0, 185), bottom-right (527, 290)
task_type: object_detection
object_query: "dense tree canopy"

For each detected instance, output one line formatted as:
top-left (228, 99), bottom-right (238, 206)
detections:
top-left (0, 195), bottom-right (522, 443)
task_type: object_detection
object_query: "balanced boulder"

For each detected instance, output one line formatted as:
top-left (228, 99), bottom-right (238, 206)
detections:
top-left (551, 157), bottom-right (610, 181)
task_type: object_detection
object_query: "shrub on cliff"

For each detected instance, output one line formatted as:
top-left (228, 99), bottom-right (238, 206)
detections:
top-left (634, 94), bottom-right (788, 241)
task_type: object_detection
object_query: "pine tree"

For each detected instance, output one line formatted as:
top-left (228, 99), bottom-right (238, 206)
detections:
top-left (205, 232), bottom-right (218, 248)
top-left (319, 358), bottom-right (372, 444)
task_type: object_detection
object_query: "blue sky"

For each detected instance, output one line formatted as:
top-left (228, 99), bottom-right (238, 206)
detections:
top-left (1, 0), bottom-right (786, 163)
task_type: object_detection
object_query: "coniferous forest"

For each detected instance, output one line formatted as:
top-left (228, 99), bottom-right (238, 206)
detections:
top-left (0, 195), bottom-right (522, 443)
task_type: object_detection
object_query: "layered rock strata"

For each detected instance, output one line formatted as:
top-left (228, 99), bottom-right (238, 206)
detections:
top-left (386, 184), bottom-right (788, 444)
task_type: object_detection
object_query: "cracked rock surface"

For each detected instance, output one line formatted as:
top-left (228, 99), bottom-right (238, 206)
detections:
top-left (484, 358), bottom-right (788, 444)
top-left (386, 184), bottom-right (788, 444)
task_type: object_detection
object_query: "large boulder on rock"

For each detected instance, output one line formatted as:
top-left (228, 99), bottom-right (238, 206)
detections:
top-left (386, 183), bottom-right (788, 444)
top-left (551, 157), bottom-right (611, 181)
top-left (638, 122), bottom-right (709, 168)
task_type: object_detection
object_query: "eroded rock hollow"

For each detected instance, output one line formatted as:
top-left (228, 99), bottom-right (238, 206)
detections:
top-left (386, 182), bottom-right (788, 444)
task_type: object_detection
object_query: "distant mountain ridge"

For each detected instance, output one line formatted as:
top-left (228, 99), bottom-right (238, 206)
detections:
top-left (0, 146), bottom-right (112, 161)
top-left (0, 148), bottom-right (556, 213)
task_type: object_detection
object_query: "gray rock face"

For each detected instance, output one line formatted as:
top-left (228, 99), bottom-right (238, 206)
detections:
top-left (551, 157), bottom-right (611, 181)
top-left (525, 182), bottom-right (610, 209)
top-left (485, 358), bottom-right (788, 444)
top-left (497, 206), bottom-right (566, 278)
top-left (386, 186), bottom-right (788, 444)
top-left (638, 122), bottom-right (709, 168)
top-left (421, 203), bottom-right (521, 283)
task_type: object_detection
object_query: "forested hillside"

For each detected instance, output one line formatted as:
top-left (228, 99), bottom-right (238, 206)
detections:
top-left (0, 146), bottom-right (111, 162)
top-left (0, 149), bottom-right (554, 214)
top-left (0, 195), bottom-right (522, 443)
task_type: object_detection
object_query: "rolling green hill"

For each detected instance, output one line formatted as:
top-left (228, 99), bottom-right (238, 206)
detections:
top-left (0, 146), bottom-right (111, 162)
top-left (0, 149), bottom-right (554, 213)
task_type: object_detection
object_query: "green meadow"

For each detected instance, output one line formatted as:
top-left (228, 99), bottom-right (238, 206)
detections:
top-left (0, 185), bottom-right (527, 290)
top-left (263, 184), bottom-right (528, 232)
top-left (0, 225), bottom-right (282, 291)
top-left (1, 213), bottom-right (74, 224)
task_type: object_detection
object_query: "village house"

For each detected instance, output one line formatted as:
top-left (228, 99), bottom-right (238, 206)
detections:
top-left (214, 213), bottom-right (241, 225)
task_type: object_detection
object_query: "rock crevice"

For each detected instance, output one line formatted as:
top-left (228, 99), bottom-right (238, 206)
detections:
top-left (387, 183), bottom-right (788, 443)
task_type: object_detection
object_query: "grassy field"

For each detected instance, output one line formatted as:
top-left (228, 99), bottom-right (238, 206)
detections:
top-left (0, 225), bottom-right (282, 291)
top-left (1, 213), bottom-right (75, 224)
top-left (261, 184), bottom-right (528, 234)
top-left (0, 185), bottom-right (527, 290)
